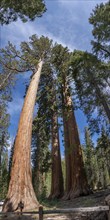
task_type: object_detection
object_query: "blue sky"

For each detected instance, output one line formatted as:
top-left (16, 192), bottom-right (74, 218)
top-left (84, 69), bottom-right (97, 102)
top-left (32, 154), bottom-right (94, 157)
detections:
top-left (1, 0), bottom-right (107, 149)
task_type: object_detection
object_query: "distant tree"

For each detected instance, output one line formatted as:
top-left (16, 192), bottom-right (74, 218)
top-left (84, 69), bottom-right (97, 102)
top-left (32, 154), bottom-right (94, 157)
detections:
top-left (32, 62), bottom-right (64, 199)
top-left (0, 0), bottom-right (46, 25)
top-left (0, 134), bottom-right (9, 200)
top-left (0, 149), bottom-right (8, 200)
top-left (89, 1), bottom-right (110, 60)
top-left (32, 111), bottom-right (51, 200)
top-left (1, 35), bottom-right (52, 211)
top-left (96, 128), bottom-right (110, 189)
top-left (83, 127), bottom-right (98, 190)
top-left (49, 81), bottom-right (64, 199)
top-left (32, 64), bottom-right (52, 199)
top-left (0, 64), bottom-right (12, 199)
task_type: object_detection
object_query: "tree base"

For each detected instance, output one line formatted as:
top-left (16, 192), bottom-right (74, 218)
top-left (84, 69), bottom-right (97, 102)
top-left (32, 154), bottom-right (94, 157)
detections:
top-left (61, 192), bottom-right (70, 200)
top-left (48, 191), bottom-right (64, 200)
top-left (69, 188), bottom-right (91, 200)
top-left (3, 196), bottom-right (39, 212)
top-left (61, 187), bottom-right (91, 201)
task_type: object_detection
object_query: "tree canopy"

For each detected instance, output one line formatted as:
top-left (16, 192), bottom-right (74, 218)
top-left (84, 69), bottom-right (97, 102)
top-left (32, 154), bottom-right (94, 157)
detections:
top-left (0, 0), bottom-right (46, 25)
top-left (89, 1), bottom-right (110, 60)
top-left (70, 50), bottom-right (110, 132)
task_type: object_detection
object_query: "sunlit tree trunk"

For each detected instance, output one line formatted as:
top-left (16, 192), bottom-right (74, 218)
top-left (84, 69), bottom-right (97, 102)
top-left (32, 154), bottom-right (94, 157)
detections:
top-left (3, 60), bottom-right (43, 212)
top-left (62, 77), bottom-right (90, 200)
top-left (49, 111), bottom-right (64, 199)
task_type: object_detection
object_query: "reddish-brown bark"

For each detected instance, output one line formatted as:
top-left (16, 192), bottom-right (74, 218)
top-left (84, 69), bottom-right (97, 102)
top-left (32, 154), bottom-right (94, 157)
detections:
top-left (61, 87), bottom-right (72, 200)
top-left (3, 60), bottom-right (43, 212)
top-left (62, 77), bottom-right (90, 200)
top-left (49, 111), bottom-right (64, 199)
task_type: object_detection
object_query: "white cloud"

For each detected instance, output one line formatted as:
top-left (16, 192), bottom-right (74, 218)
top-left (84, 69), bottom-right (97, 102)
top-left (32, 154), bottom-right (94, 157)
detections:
top-left (1, 18), bottom-right (74, 49)
top-left (1, 0), bottom-right (108, 51)
top-left (7, 135), bottom-right (15, 150)
top-left (1, 0), bottom-right (107, 142)
top-left (8, 96), bottom-right (23, 115)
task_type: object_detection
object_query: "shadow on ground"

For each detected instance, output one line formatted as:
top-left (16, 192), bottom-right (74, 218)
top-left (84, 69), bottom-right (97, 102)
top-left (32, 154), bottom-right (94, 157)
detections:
top-left (0, 214), bottom-right (37, 220)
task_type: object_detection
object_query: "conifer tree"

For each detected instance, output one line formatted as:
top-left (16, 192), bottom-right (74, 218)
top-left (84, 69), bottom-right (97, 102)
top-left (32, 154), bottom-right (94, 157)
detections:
top-left (70, 50), bottom-right (110, 131)
top-left (96, 128), bottom-right (110, 188)
top-left (32, 64), bottom-right (52, 198)
top-left (32, 62), bottom-right (64, 199)
top-left (52, 44), bottom-right (90, 199)
top-left (0, 135), bottom-right (8, 200)
top-left (32, 110), bottom-right (51, 199)
top-left (89, 1), bottom-right (110, 60)
top-left (49, 80), bottom-right (64, 199)
top-left (0, 0), bottom-right (46, 25)
top-left (1, 35), bottom-right (52, 211)
top-left (83, 127), bottom-right (98, 190)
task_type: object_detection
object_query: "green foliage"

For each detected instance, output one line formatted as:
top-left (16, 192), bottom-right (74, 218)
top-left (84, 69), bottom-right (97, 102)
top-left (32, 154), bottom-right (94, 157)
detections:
top-left (96, 128), bottom-right (110, 188)
top-left (0, 35), bottom-right (53, 77)
top-left (89, 2), bottom-right (110, 60)
top-left (32, 99), bottom-right (51, 198)
top-left (83, 127), bottom-right (110, 190)
top-left (0, 35), bottom-right (53, 201)
top-left (32, 62), bottom-right (58, 199)
top-left (0, 0), bottom-right (46, 25)
top-left (0, 60), bottom-right (11, 201)
top-left (0, 146), bottom-right (8, 200)
top-left (83, 127), bottom-right (98, 190)
top-left (70, 50), bottom-right (110, 132)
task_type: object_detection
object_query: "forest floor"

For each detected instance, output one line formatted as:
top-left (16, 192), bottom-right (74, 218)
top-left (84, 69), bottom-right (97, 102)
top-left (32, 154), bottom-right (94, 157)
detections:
top-left (0, 188), bottom-right (110, 220)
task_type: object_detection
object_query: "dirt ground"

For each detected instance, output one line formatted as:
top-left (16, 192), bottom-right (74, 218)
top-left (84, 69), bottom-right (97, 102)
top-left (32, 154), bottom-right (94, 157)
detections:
top-left (0, 189), bottom-right (110, 220)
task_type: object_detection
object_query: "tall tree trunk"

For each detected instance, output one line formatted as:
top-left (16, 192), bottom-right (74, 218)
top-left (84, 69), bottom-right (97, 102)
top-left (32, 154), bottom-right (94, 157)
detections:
top-left (3, 60), bottom-right (43, 212)
top-left (62, 78), bottom-right (90, 200)
top-left (49, 111), bottom-right (64, 199)
top-left (61, 87), bottom-right (72, 200)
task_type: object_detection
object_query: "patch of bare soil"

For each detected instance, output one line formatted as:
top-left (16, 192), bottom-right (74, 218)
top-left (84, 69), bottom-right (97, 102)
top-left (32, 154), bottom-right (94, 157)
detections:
top-left (0, 189), bottom-right (110, 220)
top-left (0, 214), bottom-right (37, 220)
top-left (57, 188), bottom-right (110, 208)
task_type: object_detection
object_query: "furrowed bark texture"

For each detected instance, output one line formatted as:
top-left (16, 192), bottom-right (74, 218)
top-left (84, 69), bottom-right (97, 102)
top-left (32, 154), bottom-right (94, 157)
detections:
top-left (50, 111), bottom-right (64, 199)
top-left (61, 88), bottom-right (72, 198)
top-left (62, 77), bottom-right (90, 200)
top-left (3, 60), bottom-right (43, 212)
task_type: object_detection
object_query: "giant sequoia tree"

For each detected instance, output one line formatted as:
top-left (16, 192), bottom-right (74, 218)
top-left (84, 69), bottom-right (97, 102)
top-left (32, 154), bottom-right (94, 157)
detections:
top-left (52, 44), bottom-right (90, 199)
top-left (1, 35), bottom-right (52, 211)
